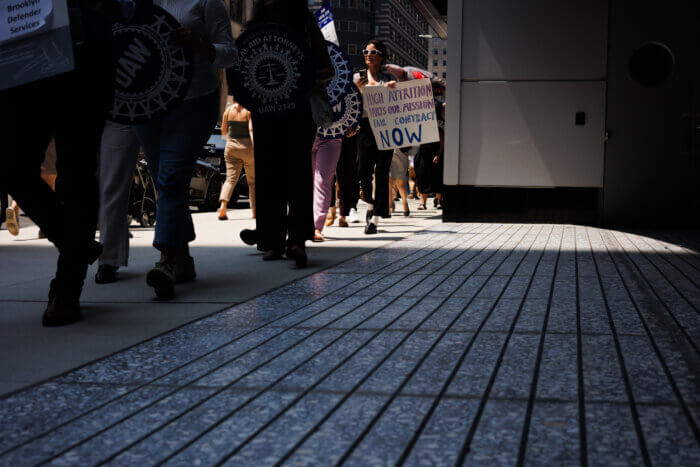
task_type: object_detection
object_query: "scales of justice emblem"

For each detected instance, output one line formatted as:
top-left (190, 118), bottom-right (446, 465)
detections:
top-left (109, 6), bottom-right (193, 124)
top-left (227, 24), bottom-right (313, 116)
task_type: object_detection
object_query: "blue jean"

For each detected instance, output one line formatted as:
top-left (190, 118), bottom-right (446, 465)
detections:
top-left (134, 92), bottom-right (219, 248)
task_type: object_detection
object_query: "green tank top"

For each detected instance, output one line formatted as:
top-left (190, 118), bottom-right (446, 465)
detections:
top-left (227, 121), bottom-right (249, 139)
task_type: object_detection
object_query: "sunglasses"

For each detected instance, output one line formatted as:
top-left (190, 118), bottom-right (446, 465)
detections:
top-left (362, 49), bottom-right (382, 56)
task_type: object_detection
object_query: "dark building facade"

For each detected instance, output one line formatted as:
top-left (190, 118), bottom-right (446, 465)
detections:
top-left (374, 0), bottom-right (429, 68)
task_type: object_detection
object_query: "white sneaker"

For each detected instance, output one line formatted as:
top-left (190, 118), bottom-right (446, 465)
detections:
top-left (348, 208), bottom-right (359, 223)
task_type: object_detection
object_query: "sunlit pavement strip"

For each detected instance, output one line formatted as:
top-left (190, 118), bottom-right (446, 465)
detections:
top-left (0, 224), bottom-right (698, 465)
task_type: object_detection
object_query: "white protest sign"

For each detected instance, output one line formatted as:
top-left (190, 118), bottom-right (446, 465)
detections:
top-left (0, 0), bottom-right (53, 44)
top-left (363, 78), bottom-right (440, 150)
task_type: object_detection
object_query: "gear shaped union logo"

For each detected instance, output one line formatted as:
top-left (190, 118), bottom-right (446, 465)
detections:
top-left (228, 24), bottom-right (313, 116)
top-left (324, 41), bottom-right (353, 106)
top-left (109, 6), bottom-right (193, 125)
top-left (318, 86), bottom-right (363, 139)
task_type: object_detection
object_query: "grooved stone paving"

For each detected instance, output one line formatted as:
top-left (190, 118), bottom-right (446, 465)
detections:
top-left (1, 224), bottom-right (699, 465)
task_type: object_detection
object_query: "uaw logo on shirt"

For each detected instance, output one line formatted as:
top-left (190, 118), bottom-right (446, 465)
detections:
top-left (227, 24), bottom-right (313, 116)
top-left (109, 6), bottom-right (193, 125)
top-left (318, 86), bottom-right (363, 139)
top-left (324, 40), bottom-right (353, 106)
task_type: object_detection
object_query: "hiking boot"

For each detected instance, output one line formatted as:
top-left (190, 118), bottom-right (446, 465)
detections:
top-left (174, 256), bottom-right (196, 283)
top-left (43, 280), bottom-right (81, 327)
top-left (42, 296), bottom-right (81, 327)
top-left (95, 264), bottom-right (118, 284)
top-left (286, 244), bottom-right (308, 268)
top-left (146, 261), bottom-right (175, 300)
top-left (262, 249), bottom-right (283, 261)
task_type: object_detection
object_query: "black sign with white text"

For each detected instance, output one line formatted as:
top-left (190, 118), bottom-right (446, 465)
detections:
top-left (227, 24), bottom-right (313, 117)
top-left (109, 6), bottom-right (193, 124)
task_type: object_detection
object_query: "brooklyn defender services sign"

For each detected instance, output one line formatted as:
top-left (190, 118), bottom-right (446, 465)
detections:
top-left (0, 0), bottom-right (74, 91)
top-left (363, 78), bottom-right (440, 150)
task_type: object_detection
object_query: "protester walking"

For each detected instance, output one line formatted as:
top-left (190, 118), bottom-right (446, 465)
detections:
top-left (242, 0), bottom-right (333, 267)
top-left (95, 122), bottom-right (141, 284)
top-left (354, 40), bottom-right (396, 234)
top-left (335, 134), bottom-right (361, 225)
top-left (218, 100), bottom-right (255, 220)
top-left (133, 0), bottom-right (236, 299)
top-left (312, 128), bottom-right (356, 241)
top-left (312, 137), bottom-right (342, 242)
top-left (0, 2), bottom-right (126, 326)
top-left (390, 146), bottom-right (417, 216)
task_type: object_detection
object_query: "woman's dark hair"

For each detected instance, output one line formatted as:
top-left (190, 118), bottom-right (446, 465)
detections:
top-left (365, 39), bottom-right (387, 63)
top-left (248, 0), bottom-right (310, 33)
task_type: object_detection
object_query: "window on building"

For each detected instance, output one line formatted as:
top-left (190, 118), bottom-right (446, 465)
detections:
top-left (433, 60), bottom-right (438, 67)
top-left (443, 60), bottom-right (447, 66)
top-left (433, 49), bottom-right (438, 55)
top-left (442, 72), bottom-right (447, 78)
top-left (443, 48), bottom-right (447, 54)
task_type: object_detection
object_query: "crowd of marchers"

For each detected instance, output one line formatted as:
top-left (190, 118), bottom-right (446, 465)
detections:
top-left (0, 0), bottom-right (445, 327)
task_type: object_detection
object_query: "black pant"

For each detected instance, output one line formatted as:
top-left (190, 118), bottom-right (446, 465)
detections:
top-left (0, 191), bottom-right (7, 224)
top-left (357, 119), bottom-right (393, 218)
top-left (336, 135), bottom-right (359, 216)
top-left (0, 67), bottom-right (111, 293)
top-left (415, 142), bottom-right (443, 194)
top-left (252, 106), bottom-right (316, 251)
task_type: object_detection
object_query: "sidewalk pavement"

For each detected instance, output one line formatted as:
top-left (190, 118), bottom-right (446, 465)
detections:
top-left (0, 201), bottom-right (441, 396)
top-left (1, 215), bottom-right (699, 465)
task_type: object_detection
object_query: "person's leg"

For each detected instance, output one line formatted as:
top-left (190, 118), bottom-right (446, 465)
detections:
top-left (150, 93), bottom-right (218, 249)
top-left (337, 135), bottom-right (360, 222)
top-left (312, 138), bottom-right (343, 233)
top-left (138, 93), bottom-right (218, 298)
top-left (219, 140), bottom-right (245, 209)
top-left (0, 191), bottom-right (7, 225)
top-left (356, 122), bottom-right (377, 212)
top-left (373, 149), bottom-right (393, 218)
top-left (239, 141), bottom-right (256, 218)
top-left (219, 143), bottom-right (244, 220)
top-left (286, 109), bottom-right (316, 260)
top-left (0, 82), bottom-right (59, 243)
top-left (252, 116), bottom-right (287, 254)
top-left (98, 122), bottom-right (140, 270)
top-left (396, 179), bottom-right (409, 214)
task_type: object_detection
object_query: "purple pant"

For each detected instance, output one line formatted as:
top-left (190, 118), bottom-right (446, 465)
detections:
top-left (312, 136), bottom-right (343, 230)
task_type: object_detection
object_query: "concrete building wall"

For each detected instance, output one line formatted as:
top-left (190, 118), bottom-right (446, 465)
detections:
top-left (445, 0), bottom-right (699, 226)
top-left (445, 0), bottom-right (608, 188)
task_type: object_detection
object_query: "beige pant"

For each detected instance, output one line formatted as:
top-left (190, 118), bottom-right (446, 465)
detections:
top-left (220, 138), bottom-right (255, 213)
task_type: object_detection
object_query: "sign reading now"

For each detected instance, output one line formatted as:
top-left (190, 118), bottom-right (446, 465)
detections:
top-left (0, 0), bottom-right (53, 43)
top-left (363, 78), bottom-right (440, 150)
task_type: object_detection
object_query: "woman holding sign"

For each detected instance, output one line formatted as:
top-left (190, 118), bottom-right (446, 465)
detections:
top-left (133, 0), bottom-right (237, 300)
top-left (354, 40), bottom-right (397, 235)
